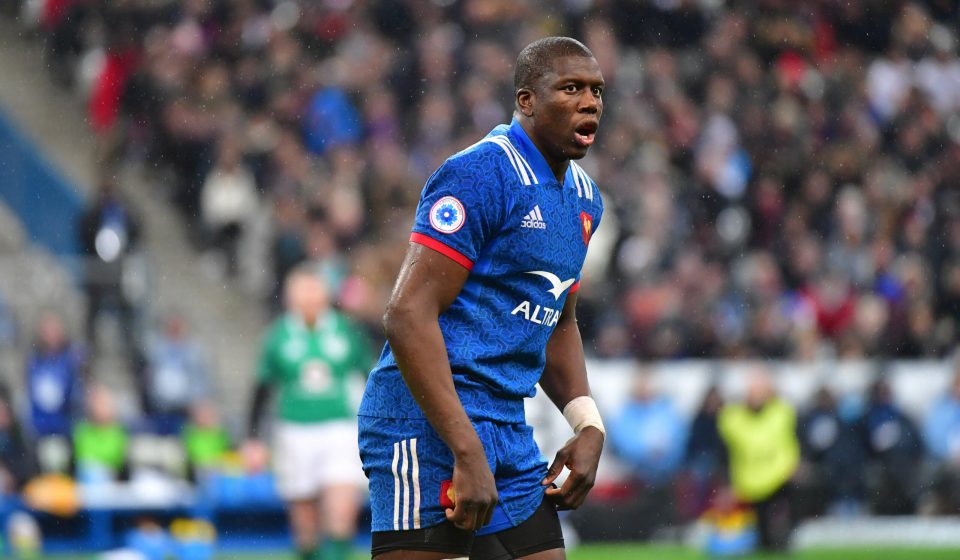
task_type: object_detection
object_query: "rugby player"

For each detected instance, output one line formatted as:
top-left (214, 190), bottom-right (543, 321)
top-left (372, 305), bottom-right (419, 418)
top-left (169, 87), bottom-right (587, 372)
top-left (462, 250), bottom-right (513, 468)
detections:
top-left (359, 37), bottom-right (607, 559)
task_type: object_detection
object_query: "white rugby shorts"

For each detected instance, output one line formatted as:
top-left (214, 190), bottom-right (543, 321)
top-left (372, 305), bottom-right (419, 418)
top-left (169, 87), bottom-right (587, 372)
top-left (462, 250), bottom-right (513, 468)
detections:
top-left (273, 419), bottom-right (365, 500)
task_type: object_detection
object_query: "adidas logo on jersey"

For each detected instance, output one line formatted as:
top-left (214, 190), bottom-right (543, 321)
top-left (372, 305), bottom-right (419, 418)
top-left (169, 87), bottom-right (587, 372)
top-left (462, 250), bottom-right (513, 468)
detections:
top-left (520, 206), bottom-right (547, 230)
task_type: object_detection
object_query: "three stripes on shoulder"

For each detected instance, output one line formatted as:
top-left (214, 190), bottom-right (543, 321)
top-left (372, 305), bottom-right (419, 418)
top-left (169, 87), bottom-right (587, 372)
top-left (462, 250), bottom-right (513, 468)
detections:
top-left (478, 136), bottom-right (595, 200)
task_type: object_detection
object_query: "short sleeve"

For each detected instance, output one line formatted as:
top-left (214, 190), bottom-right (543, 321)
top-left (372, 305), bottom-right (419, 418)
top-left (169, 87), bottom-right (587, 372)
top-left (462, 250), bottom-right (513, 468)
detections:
top-left (410, 151), bottom-right (508, 270)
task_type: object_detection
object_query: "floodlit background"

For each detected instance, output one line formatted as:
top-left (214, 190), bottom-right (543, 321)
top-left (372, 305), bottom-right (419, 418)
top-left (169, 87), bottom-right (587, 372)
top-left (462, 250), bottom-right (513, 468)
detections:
top-left (0, 0), bottom-right (959, 558)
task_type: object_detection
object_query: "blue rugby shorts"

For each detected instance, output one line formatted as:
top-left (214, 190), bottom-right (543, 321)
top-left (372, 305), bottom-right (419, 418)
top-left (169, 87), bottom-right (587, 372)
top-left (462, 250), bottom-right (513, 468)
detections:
top-left (358, 415), bottom-right (548, 536)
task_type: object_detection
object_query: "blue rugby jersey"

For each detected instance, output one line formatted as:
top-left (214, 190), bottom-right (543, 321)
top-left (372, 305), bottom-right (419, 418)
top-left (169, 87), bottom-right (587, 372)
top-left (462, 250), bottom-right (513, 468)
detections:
top-left (359, 119), bottom-right (604, 424)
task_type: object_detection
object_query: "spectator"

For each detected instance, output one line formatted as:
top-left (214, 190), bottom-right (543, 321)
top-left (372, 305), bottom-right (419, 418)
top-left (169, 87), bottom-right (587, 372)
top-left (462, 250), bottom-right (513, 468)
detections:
top-left (860, 377), bottom-right (923, 515)
top-left (0, 386), bottom-right (37, 494)
top-left (718, 368), bottom-right (799, 551)
top-left (302, 85), bottom-right (363, 156)
top-left (77, 177), bottom-right (142, 358)
top-left (608, 370), bottom-right (688, 486)
top-left (795, 386), bottom-right (867, 518)
top-left (87, 21), bottom-right (140, 164)
top-left (200, 137), bottom-right (259, 278)
top-left (679, 385), bottom-right (726, 519)
top-left (922, 367), bottom-right (960, 515)
top-left (25, 311), bottom-right (85, 438)
top-left (141, 310), bottom-right (213, 435)
top-left (73, 384), bottom-right (128, 483)
top-left (182, 400), bottom-right (230, 481)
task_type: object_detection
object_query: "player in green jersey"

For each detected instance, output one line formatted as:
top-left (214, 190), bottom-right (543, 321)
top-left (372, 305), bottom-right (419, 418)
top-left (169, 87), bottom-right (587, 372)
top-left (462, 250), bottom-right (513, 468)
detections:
top-left (244, 267), bottom-right (371, 560)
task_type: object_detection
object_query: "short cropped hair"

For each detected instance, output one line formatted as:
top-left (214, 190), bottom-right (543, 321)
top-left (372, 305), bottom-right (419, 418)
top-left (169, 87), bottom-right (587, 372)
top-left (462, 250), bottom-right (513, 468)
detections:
top-left (514, 37), bottom-right (594, 92)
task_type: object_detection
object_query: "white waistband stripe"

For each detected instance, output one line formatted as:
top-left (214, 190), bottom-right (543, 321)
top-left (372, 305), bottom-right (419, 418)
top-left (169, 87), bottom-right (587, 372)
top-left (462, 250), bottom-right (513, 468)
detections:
top-left (391, 441), bottom-right (401, 531)
top-left (411, 438), bottom-right (421, 529)
top-left (400, 439), bottom-right (410, 530)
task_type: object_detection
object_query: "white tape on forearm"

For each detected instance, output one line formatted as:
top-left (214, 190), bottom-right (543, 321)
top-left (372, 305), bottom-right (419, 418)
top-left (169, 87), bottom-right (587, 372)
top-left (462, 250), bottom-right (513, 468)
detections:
top-left (562, 396), bottom-right (605, 436)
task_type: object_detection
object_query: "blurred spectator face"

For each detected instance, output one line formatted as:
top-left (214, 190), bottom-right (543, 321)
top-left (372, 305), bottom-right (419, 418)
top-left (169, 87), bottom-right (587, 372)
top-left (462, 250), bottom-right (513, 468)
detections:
top-left (802, 170), bottom-right (831, 207)
top-left (197, 63), bottom-right (231, 103)
top-left (813, 387), bottom-right (836, 411)
top-left (813, 273), bottom-right (853, 311)
top-left (304, 216), bottom-right (338, 261)
top-left (267, 33), bottom-right (300, 75)
top-left (789, 236), bottom-right (823, 284)
top-left (37, 313), bottom-right (66, 352)
top-left (163, 313), bottom-right (188, 341)
top-left (463, 76), bottom-right (506, 132)
top-left (664, 97), bottom-right (700, 150)
top-left (284, 271), bottom-right (329, 327)
top-left (836, 187), bottom-right (867, 243)
top-left (702, 386), bottom-right (723, 413)
top-left (894, 255), bottom-right (929, 301)
top-left (872, 237), bottom-right (895, 272)
top-left (706, 74), bottom-right (736, 114)
top-left (418, 27), bottom-right (456, 85)
top-left (907, 302), bottom-right (934, 337)
top-left (734, 51), bottom-right (764, 89)
top-left (216, 139), bottom-right (243, 171)
top-left (583, 18), bottom-right (619, 81)
top-left (190, 401), bottom-right (219, 429)
top-left (870, 379), bottom-right (893, 405)
top-left (630, 373), bottom-right (656, 402)
top-left (418, 91), bottom-right (455, 144)
top-left (746, 252), bottom-right (782, 301)
top-left (87, 386), bottom-right (116, 425)
top-left (854, 295), bottom-right (889, 342)
top-left (745, 369), bottom-right (774, 410)
top-left (470, 41), bottom-right (512, 83)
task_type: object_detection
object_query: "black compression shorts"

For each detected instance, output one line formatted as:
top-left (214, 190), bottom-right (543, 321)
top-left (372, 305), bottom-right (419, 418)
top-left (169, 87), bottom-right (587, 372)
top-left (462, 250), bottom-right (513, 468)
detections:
top-left (371, 497), bottom-right (565, 559)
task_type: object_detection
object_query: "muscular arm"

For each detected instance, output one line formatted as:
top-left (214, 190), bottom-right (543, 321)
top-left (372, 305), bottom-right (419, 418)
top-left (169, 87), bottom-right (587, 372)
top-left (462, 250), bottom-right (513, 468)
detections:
top-left (539, 291), bottom-right (591, 410)
top-left (382, 243), bottom-right (497, 530)
top-left (539, 291), bottom-right (604, 509)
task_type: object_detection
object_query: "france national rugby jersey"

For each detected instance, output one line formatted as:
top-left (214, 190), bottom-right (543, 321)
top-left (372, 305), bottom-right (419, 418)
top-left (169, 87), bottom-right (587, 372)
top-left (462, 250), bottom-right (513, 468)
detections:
top-left (359, 119), bottom-right (604, 424)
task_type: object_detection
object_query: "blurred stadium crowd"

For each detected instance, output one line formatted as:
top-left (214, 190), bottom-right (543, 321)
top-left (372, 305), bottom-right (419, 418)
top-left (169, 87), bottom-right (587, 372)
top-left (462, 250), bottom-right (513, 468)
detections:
top-left (16, 0), bottom-right (960, 361)
top-left (2, 0), bottom-right (960, 552)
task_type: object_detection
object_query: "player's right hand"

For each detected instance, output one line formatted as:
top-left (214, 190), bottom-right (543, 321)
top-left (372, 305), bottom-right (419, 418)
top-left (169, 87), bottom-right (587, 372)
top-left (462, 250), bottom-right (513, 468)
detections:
top-left (241, 439), bottom-right (269, 473)
top-left (445, 451), bottom-right (498, 532)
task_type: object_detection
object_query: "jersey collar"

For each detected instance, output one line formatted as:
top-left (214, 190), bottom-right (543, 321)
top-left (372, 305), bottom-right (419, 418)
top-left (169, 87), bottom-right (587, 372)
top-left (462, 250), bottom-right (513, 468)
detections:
top-left (507, 119), bottom-right (562, 186)
top-left (284, 312), bottom-right (334, 334)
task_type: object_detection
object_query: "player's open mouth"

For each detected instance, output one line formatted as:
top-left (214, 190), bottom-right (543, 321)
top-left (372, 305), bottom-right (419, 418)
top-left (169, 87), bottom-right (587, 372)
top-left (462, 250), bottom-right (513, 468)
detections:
top-left (574, 121), bottom-right (598, 147)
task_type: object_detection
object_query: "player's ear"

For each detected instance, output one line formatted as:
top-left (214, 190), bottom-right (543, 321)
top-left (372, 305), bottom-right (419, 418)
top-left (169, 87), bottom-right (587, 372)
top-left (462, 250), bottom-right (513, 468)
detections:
top-left (516, 88), bottom-right (535, 117)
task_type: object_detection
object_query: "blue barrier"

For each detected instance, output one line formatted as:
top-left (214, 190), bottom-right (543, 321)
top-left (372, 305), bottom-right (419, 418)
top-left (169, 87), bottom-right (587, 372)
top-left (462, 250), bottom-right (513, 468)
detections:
top-left (0, 107), bottom-right (84, 256)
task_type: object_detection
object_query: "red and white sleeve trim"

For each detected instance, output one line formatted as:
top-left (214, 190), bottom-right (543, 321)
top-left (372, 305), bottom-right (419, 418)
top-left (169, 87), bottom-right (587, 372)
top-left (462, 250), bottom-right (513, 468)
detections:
top-left (409, 233), bottom-right (474, 270)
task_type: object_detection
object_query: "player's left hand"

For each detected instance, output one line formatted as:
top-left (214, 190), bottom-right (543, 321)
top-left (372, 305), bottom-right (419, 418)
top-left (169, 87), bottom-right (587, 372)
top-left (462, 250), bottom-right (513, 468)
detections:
top-left (542, 426), bottom-right (603, 510)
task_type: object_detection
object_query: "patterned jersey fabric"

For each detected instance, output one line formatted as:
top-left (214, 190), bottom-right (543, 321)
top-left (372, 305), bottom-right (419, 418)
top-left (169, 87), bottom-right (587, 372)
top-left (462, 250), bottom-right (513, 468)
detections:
top-left (359, 119), bottom-right (604, 423)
